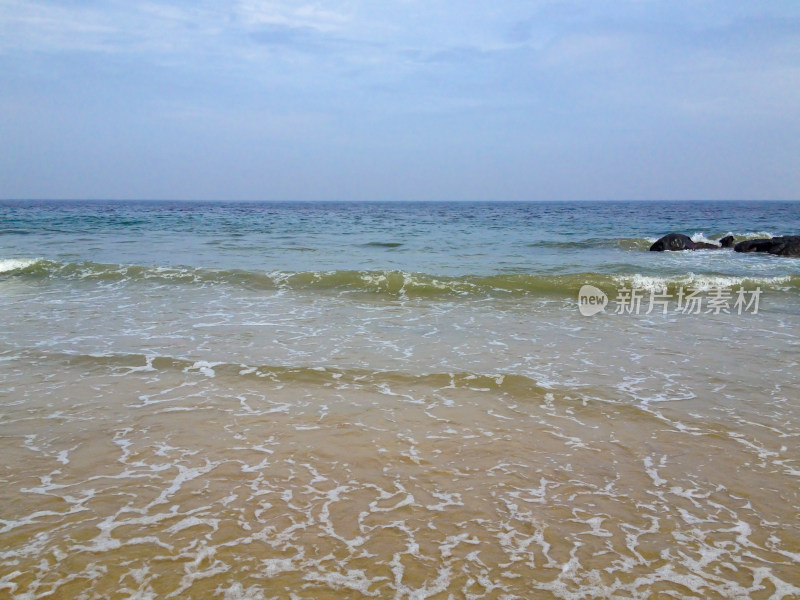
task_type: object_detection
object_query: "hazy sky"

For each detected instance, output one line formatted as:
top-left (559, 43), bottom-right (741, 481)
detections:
top-left (1, 1), bottom-right (799, 201)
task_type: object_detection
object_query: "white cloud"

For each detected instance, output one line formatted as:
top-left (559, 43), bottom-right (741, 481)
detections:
top-left (0, 1), bottom-right (118, 53)
top-left (2, 0), bottom-right (800, 200)
top-left (235, 0), bottom-right (350, 32)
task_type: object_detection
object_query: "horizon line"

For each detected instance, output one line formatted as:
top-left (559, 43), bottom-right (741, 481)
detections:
top-left (2, 198), bottom-right (799, 203)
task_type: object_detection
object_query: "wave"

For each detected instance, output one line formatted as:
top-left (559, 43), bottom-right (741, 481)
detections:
top-left (362, 241), bottom-right (404, 248)
top-left (526, 237), bottom-right (657, 251)
top-left (3, 258), bottom-right (798, 298)
top-left (0, 258), bottom-right (40, 273)
top-left (611, 272), bottom-right (795, 293)
top-left (689, 232), bottom-right (722, 247)
top-left (721, 230), bottom-right (776, 241)
top-left (12, 349), bottom-right (556, 397)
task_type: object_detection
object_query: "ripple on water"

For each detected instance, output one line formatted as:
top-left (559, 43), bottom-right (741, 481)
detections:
top-left (1, 353), bottom-right (799, 599)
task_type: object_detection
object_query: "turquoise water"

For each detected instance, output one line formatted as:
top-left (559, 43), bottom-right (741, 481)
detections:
top-left (2, 200), bottom-right (799, 279)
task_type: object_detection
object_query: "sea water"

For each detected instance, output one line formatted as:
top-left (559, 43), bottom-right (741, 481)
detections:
top-left (1, 200), bottom-right (799, 599)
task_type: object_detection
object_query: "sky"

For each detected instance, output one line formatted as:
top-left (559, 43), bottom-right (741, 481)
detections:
top-left (1, 1), bottom-right (799, 201)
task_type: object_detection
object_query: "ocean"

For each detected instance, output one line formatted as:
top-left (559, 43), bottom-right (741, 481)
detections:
top-left (1, 200), bottom-right (799, 599)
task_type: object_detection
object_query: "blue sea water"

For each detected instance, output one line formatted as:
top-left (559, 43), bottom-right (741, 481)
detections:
top-left (2, 200), bottom-right (800, 599)
top-left (1, 199), bottom-right (799, 281)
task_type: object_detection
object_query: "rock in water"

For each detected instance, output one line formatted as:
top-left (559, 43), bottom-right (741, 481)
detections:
top-left (692, 241), bottom-right (721, 250)
top-left (649, 233), bottom-right (696, 251)
top-left (649, 233), bottom-right (735, 252)
top-left (734, 236), bottom-right (800, 257)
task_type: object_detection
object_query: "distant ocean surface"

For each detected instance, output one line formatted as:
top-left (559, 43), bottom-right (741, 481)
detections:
top-left (2, 200), bottom-right (799, 599)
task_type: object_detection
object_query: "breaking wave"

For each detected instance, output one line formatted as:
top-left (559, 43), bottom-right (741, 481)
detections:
top-left (2, 258), bottom-right (798, 298)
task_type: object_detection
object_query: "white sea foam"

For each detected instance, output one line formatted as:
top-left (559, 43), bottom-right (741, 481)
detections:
top-left (261, 558), bottom-right (295, 578)
top-left (425, 491), bottom-right (464, 512)
top-left (730, 230), bottom-right (775, 240)
top-left (304, 569), bottom-right (387, 597)
top-left (218, 583), bottom-right (267, 600)
top-left (166, 516), bottom-right (219, 534)
top-left (690, 232), bottom-right (721, 246)
top-left (0, 258), bottom-right (39, 273)
top-left (614, 272), bottom-right (792, 292)
top-left (643, 455), bottom-right (667, 487)
top-left (183, 361), bottom-right (221, 378)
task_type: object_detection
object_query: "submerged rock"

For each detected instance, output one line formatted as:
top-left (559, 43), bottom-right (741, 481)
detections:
top-left (692, 241), bottom-right (722, 250)
top-left (734, 236), bottom-right (800, 257)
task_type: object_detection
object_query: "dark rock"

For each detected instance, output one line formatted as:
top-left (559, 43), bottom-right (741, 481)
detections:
top-left (692, 241), bottom-right (721, 250)
top-left (734, 236), bottom-right (800, 257)
top-left (734, 239), bottom-right (774, 253)
top-left (720, 235), bottom-right (736, 248)
top-left (649, 233), bottom-right (727, 251)
top-left (649, 233), bottom-right (696, 252)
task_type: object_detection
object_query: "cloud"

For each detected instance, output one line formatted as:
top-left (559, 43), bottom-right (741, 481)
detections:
top-left (0, 1), bottom-right (227, 56)
top-left (0, 1), bottom-right (118, 53)
top-left (236, 0), bottom-right (350, 32)
top-left (2, 0), bottom-right (800, 200)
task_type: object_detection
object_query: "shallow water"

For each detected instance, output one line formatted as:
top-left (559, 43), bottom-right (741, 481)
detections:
top-left (1, 201), bottom-right (800, 598)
